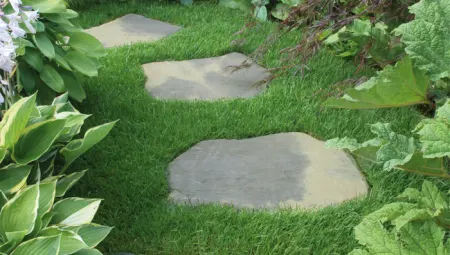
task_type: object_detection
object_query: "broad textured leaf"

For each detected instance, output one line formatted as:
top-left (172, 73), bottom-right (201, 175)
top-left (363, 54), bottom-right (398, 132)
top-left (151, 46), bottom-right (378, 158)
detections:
top-left (0, 94), bottom-right (37, 149)
top-left (68, 32), bottom-right (106, 58)
top-left (60, 121), bottom-right (117, 171)
top-left (33, 33), bottom-right (55, 59)
top-left (40, 227), bottom-right (87, 254)
top-left (22, 0), bottom-right (66, 13)
top-left (416, 100), bottom-right (450, 158)
top-left (51, 198), bottom-right (102, 226)
top-left (392, 209), bottom-right (432, 230)
top-left (401, 220), bottom-right (447, 254)
top-left (0, 185), bottom-right (39, 243)
top-left (77, 224), bottom-right (112, 248)
top-left (419, 180), bottom-right (448, 209)
top-left (64, 51), bottom-right (98, 77)
top-left (10, 235), bottom-right (60, 255)
top-left (322, 57), bottom-right (431, 109)
top-left (0, 165), bottom-right (32, 194)
top-left (56, 170), bottom-right (87, 197)
top-left (394, 0), bottom-right (450, 81)
top-left (40, 65), bottom-right (65, 93)
top-left (398, 153), bottom-right (447, 177)
top-left (12, 119), bottom-right (66, 165)
top-left (271, 3), bottom-right (290, 20)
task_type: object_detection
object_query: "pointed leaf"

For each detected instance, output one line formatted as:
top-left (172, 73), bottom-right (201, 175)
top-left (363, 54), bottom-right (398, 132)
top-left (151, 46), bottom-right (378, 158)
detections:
top-left (40, 227), bottom-right (88, 255)
top-left (56, 170), bottom-right (87, 197)
top-left (77, 224), bottom-right (112, 248)
top-left (33, 33), bottom-right (55, 59)
top-left (10, 235), bottom-right (60, 255)
top-left (68, 33), bottom-right (106, 58)
top-left (40, 65), bottom-right (65, 93)
top-left (51, 198), bottom-right (101, 226)
top-left (64, 51), bottom-right (98, 77)
top-left (61, 121), bottom-right (117, 172)
top-left (0, 165), bottom-right (32, 194)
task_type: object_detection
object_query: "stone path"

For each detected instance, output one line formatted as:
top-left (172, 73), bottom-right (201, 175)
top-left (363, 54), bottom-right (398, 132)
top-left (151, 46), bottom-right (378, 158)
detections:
top-left (89, 14), bottom-right (369, 210)
top-left (169, 133), bottom-right (368, 209)
top-left (142, 53), bottom-right (271, 100)
top-left (86, 14), bottom-right (181, 48)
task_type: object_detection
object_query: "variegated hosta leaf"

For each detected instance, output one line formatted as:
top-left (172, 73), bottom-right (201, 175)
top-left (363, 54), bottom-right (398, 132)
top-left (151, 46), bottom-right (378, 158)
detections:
top-left (322, 57), bottom-right (431, 109)
top-left (77, 224), bottom-right (113, 248)
top-left (55, 170), bottom-right (87, 197)
top-left (10, 235), bottom-right (60, 255)
top-left (394, 0), bottom-right (450, 81)
top-left (0, 165), bottom-right (32, 194)
top-left (40, 226), bottom-right (87, 255)
top-left (51, 198), bottom-right (101, 226)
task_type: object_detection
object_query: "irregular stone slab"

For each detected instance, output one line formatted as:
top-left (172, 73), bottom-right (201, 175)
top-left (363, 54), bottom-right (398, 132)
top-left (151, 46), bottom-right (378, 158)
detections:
top-left (143, 53), bottom-right (271, 100)
top-left (86, 14), bottom-right (181, 48)
top-left (169, 133), bottom-right (368, 209)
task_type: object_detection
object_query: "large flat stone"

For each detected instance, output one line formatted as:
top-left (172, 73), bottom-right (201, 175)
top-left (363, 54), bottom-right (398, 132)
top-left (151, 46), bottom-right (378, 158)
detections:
top-left (169, 133), bottom-right (368, 209)
top-left (143, 53), bottom-right (271, 100)
top-left (86, 14), bottom-right (181, 48)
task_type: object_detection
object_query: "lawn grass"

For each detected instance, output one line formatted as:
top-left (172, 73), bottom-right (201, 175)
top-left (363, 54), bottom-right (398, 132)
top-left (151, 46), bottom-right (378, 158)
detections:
top-left (68, 1), bottom-right (449, 254)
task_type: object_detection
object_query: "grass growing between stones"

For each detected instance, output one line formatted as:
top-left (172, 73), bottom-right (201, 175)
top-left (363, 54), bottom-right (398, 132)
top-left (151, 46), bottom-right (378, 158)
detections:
top-left (69, 2), bottom-right (449, 254)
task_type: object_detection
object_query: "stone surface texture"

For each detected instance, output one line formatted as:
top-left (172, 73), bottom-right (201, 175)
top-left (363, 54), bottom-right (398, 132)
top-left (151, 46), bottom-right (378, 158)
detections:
top-left (86, 14), bottom-right (181, 48)
top-left (143, 53), bottom-right (271, 100)
top-left (169, 133), bottom-right (368, 209)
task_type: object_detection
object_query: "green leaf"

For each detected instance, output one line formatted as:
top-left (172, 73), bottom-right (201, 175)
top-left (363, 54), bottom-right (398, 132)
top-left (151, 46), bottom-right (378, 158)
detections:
top-left (33, 33), bottom-right (55, 59)
top-left (180, 0), bottom-right (193, 5)
top-left (77, 224), bottom-right (112, 248)
top-left (10, 235), bottom-right (60, 255)
top-left (218, 0), bottom-right (251, 11)
top-left (12, 119), bottom-right (66, 165)
top-left (64, 51), bottom-right (98, 77)
top-left (19, 63), bottom-right (36, 93)
top-left (68, 32), bottom-right (106, 58)
top-left (392, 208), bottom-right (432, 230)
top-left (0, 165), bottom-right (32, 194)
top-left (254, 6), bottom-right (268, 21)
top-left (37, 181), bottom-right (56, 217)
top-left (40, 65), bottom-right (65, 93)
top-left (52, 93), bottom-right (69, 105)
top-left (0, 185), bottom-right (39, 243)
top-left (54, 46), bottom-right (72, 71)
top-left (0, 148), bottom-right (6, 163)
top-left (22, 0), bottom-right (66, 13)
top-left (73, 249), bottom-right (102, 255)
top-left (60, 121), bottom-right (117, 172)
top-left (401, 220), bottom-right (447, 254)
top-left (322, 57), bottom-right (431, 109)
top-left (271, 3), bottom-right (290, 20)
top-left (0, 94), bottom-right (37, 149)
top-left (40, 227), bottom-right (88, 254)
top-left (51, 198), bottom-right (102, 226)
top-left (22, 48), bottom-right (44, 72)
top-left (55, 170), bottom-right (87, 197)
top-left (59, 69), bottom-right (86, 102)
top-left (44, 13), bottom-right (74, 26)
top-left (416, 100), bottom-right (450, 158)
top-left (394, 0), bottom-right (450, 81)
top-left (419, 180), bottom-right (448, 209)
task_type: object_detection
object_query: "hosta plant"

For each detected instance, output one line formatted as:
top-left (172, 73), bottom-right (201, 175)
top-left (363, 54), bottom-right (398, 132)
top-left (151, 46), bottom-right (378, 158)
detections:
top-left (0, 93), bottom-right (116, 254)
top-left (14, 0), bottom-right (106, 104)
top-left (350, 180), bottom-right (450, 254)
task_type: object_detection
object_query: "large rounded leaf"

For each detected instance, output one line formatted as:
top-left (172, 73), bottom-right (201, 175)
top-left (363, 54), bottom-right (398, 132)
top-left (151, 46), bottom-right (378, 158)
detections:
top-left (254, 6), bottom-right (268, 21)
top-left (33, 33), bottom-right (55, 59)
top-left (64, 51), bottom-right (98, 77)
top-left (0, 165), bottom-right (32, 194)
top-left (0, 185), bottom-right (39, 243)
top-left (12, 119), bottom-right (66, 165)
top-left (0, 94), bottom-right (37, 149)
top-left (10, 235), bottom-right (60, 255)
top-left (40, 65), bottom-right (65, 93)
top-left (51, 198), bottom-right (101, 226)
top-left (69, 33), bottom-right (106, 58)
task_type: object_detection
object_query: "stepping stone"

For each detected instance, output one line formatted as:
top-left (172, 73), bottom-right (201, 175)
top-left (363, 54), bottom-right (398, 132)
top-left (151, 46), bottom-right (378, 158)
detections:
top-left (169, 133), bottom-right (368, 209)
top-left (143, 53), bottom-right (271, 100)
top-left (86, 14), bottom-right (181, 48)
